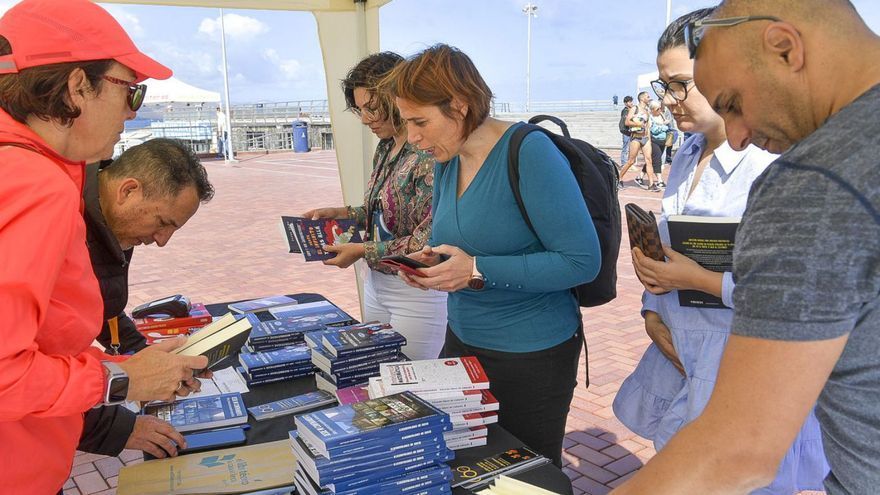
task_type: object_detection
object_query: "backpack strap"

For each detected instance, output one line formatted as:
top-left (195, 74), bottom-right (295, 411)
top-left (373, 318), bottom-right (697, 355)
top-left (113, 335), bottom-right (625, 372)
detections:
top-left (506, 123), bottom-right (590, 388)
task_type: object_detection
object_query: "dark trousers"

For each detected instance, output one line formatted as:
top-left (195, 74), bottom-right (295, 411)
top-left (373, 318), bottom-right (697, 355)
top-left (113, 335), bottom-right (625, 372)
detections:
top-left (439, 325), bottom-right (582, 467)
top-left (650, 139), bottom-right (666, 175)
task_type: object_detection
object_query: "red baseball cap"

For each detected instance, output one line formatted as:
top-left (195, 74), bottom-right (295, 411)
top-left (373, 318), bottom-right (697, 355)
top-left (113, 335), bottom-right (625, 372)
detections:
top-left (0, 0), bottom-right (171, 82)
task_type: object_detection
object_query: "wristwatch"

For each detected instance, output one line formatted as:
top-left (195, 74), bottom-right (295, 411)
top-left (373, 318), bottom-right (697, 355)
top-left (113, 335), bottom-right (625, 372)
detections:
top-left (468, 257), bottom-right (485, 290)
top-left (101, 361), bottom-right (130, 406)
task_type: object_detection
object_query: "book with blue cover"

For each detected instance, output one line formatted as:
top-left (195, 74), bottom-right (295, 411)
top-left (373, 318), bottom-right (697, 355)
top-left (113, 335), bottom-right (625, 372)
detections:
top-left (321, 450), bottom-right (454, 494)
top-left (267, 300), bottom-right (356, 326)
top-left (294, 392), bottom-right (451, 458)
top-left (239, 344), bottom-right (312, 374)
top-left (312, 346), bottom-right (400, 375)
top-left (281, 216), bottom-right (364, 262)
top-left (228, 295), bottom-right (297, 314)
top-left (142, 392), bottom-right (247, 433)
top-left (294, 463), bottom-right (452, 495)
top-left (290, 430), bottom-right (447, 485)
top-left (236, 365), bottom-right (316, 386)
top-left (321, 324), bottom-right (406, 358)
top-left (248, 390), bottom-right (336, 421)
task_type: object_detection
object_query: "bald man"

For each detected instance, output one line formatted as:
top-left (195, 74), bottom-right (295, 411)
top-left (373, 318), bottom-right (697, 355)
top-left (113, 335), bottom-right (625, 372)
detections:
top-left (611, 1), bottom-right (880, 494)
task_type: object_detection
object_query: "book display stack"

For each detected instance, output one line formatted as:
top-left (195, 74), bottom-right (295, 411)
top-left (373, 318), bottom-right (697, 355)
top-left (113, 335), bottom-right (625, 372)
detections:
top-left (309, 323), bottom-right (407, 393)
top-left (370, 357), bottom-right (499, 450)
top-left (290, 392), bottom-right (454, 495)
top-left (237, 343), bottom-right (317, 386)
top-left (134, 302), bottom-right (213, 345)
top-left (246, 300), bottom-right (357, 353)
top-left (247, 390), bottom-right (337, 422)
top-left (142, 393), bottom-right (248, 433)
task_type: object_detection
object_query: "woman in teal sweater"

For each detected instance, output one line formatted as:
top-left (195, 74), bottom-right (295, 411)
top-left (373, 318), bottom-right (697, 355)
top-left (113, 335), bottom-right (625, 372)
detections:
top-left (388, 44), bottom-right (601, 466)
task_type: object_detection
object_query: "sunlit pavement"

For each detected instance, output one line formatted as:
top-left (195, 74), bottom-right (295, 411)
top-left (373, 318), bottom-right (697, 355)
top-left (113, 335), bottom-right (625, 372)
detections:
top-left (63, 150), bottom-right (823, 495)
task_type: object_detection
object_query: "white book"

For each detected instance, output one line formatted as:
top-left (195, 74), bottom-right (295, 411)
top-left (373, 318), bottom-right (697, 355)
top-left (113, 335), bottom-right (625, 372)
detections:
top-left (379, 356), bottom-right (490, 394)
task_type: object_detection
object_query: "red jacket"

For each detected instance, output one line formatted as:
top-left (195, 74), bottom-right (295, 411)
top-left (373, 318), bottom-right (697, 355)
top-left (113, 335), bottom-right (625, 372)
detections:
top-left (0, 109), bottom-right (111, 494)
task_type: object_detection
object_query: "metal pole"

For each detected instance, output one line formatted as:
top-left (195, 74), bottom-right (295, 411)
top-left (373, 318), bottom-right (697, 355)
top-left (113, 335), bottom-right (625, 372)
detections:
top-left (523, 3), bottom-right (538, 113)
top-left (666, 0), bottom-right (672, 26)
top-left (219, 8), bottom-right (235, 162)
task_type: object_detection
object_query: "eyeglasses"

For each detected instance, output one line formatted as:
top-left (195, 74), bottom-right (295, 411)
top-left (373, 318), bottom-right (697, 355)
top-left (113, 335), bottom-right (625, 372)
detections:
top-left (651, 79), bottom-right (695, 102)
top-left (101, 75), bottom-right (147, 111)
top-left (684, 15), bottom-right (782, 59)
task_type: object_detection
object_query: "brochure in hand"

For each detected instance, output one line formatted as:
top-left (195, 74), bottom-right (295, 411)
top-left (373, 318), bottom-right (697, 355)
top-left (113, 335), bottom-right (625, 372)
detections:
top-left (667, 214), bottom-right (740, 308)
top-left (142, 392), bottom-right (247, 433)
top-left (280, 216), bottom-right (363, 262)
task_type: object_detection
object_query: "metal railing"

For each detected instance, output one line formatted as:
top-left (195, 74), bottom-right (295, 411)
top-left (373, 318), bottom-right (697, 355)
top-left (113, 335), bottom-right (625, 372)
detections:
top-left (493, 100), bottom-right (618, 114)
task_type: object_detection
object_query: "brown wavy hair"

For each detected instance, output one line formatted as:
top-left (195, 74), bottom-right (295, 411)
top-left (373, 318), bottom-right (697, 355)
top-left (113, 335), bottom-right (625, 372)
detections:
top-left (383, 44), bottom-right (492, 140)
top-left (341, 52), bottom-right (404, 132)
top-left (0, 36), bottom-right (112, 125)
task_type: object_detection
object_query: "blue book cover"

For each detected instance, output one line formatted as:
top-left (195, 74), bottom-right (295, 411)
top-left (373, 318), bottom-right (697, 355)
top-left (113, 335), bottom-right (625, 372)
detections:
top-left (312, 346), bottom-right (400, 375)
top-left (247, 335), bottom-right (305, 352)
top-left (327, 452), bottom-right (454, 493)
top-left (291, 430), bottom-right (445, 480)
top-left (248, 390), bottom-right (336, 421)
top-left (294, 392), bottom-right (451, 458)
top-left (237, 365), bottom-right (316, 385)
top-left (316, 446), bottom-right (453, 486)
top-left (247, 362), bottom-right (316, 379)
top-left (228, 295), bottom-right (297, 314)
top-left (248, 318), bottom-right (318, 343)
top-left (142, 393), bottom-right (247, 433)
top-left (295, 463), bottom-right (452, 495)
top-left (304, 328), bottom-right (339, 349)
top-left (268, 300), bottom-right (356, 327)
top-left (321, 324), bottom-right (406, 357)
top-left (239, 344), bottom-right (312, 373)
top-left (281, 216), bottom-right (363, 262)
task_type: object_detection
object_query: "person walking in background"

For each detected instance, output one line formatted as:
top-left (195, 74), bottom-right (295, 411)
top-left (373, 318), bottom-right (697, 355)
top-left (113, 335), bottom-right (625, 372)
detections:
top-left (389, 44), bottom-right (601, 467)
top-left (0, 1), bottom-right (209, 492)
top-left (303, 52), bottom-right (447, 361)
top-left (612, 0), bottom-right (879, 492)
top-left (79, 139), bottom-right (215, 460)
top-left (619, 91), bottom-right (659, 191)
top-left (618, 95), bottom-right (634, 166)
top-left (613, 8), bottom-right (829, 494)
top-left (648, 100), bottom-right (669, 189)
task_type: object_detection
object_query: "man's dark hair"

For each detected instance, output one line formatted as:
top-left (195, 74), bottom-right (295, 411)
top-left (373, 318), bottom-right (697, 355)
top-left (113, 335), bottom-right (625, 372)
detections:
top-left (623, 95), bottom-right (634, 103)
top-left (638, 91), bottom-right (649, 100)
top-left (104, 138), bottom-right (214, 202)
top-left (658, 8), bottom-right (716, 53)
top-left (0, 36), bottom-right (113, 125)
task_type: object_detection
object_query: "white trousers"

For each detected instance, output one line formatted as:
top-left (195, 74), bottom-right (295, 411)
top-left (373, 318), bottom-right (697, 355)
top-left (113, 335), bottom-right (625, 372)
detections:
top-left (362, 267), bottom-right (448, 361)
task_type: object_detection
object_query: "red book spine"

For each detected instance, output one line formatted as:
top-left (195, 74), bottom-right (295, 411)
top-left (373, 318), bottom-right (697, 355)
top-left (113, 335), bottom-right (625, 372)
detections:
top-left (134, 303), bottom-right (212, 331)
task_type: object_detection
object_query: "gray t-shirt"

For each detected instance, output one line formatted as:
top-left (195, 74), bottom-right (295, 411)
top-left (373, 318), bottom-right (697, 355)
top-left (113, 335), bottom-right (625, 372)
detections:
top-left (732, 84), bottom-right (880, 494)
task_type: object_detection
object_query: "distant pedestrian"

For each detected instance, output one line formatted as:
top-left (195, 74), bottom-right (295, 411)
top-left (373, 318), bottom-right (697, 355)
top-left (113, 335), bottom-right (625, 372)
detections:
top-left (618, 95), bottom-right (634, 165)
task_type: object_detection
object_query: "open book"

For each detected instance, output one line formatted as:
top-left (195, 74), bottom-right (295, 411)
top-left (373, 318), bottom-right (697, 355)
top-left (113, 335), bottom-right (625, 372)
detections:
top-left (172, 312), bottom-right (254, 370)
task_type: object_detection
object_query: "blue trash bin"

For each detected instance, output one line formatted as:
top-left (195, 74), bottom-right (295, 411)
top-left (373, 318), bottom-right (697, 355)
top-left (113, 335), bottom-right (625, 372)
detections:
top-left (292, 121), bottom-right (309, 153)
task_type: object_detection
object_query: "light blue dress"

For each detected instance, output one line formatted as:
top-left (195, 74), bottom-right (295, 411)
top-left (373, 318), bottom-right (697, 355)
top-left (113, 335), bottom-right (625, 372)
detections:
top-left (613, 134), bottom-right (830, 494)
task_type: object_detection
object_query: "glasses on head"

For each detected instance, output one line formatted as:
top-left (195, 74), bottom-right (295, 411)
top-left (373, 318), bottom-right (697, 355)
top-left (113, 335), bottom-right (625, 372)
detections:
top-left (651, 79), bottom-right (695, 102)
top-left (101, 75), bottom-right (147, 111)
top-left (684, 15), bottom-right (782, 59)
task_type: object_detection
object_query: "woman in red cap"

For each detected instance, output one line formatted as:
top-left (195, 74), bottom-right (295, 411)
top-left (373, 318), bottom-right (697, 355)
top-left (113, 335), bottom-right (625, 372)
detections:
top-left (0, 1), bottom-right (209, 492)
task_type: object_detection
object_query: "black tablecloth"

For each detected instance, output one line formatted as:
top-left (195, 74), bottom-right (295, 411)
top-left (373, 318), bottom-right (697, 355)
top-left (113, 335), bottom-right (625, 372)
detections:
top-left (201, 294), bottom-right (573, 495)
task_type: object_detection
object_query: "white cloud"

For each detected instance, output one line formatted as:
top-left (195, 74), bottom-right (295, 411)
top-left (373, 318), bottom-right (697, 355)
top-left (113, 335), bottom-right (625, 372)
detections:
top-left (198, 14), bottom-right (268, 41)
top-left (147, 41), bottom-right (218, 80)
top-left (105, 6), bottom-right (144, 37)
top-left (597, 68), bottom-right (612, 77)
top-left (262, 48), bottom-right (302, 80)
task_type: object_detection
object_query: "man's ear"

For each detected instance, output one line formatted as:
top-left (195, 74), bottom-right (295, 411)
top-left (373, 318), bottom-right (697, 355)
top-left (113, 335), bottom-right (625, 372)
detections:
top-left (763, 22), bottom-right (804, 72)
top-left (116, 178), bottom-right (142, 205)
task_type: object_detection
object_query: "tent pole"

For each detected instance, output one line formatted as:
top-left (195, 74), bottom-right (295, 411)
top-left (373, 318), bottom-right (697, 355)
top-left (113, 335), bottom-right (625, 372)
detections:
top-left (219, 7), bottom-right (236, 162)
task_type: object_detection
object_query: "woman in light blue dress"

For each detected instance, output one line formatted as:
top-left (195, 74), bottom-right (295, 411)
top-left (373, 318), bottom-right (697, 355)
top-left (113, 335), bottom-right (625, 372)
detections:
top-left (612, 9), bottom-right (829, 494)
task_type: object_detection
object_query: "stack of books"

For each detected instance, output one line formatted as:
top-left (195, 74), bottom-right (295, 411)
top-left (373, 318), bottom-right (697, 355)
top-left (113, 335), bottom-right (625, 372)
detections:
top-left (237, 343), bottom-right (317, 386)
top-left (246, 300), bottom-right (358, 353)
top-left (134, 302), bottom-right (213, 345)
top-left (370, 357), bottom-right (499, 450)
top-left (290, 392), bottom-right (454, 495)
top-left (308, 322), bottom-right (407, 393)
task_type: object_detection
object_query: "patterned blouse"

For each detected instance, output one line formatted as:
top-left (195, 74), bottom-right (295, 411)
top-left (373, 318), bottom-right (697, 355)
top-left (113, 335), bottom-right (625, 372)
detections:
top-left (348, 138), bottom-right (435, 273)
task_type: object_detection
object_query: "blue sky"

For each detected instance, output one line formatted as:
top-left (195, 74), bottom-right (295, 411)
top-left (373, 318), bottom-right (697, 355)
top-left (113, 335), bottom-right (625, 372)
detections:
top-left (2, 1), bottom-right (880, 105)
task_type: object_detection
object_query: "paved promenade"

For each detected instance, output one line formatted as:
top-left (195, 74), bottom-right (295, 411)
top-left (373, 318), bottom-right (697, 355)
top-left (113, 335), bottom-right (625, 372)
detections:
top-left (63, 150), bottom-right (822, 495)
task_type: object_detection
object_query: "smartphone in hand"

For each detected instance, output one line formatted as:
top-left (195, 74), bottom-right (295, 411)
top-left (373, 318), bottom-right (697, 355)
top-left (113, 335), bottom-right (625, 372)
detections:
top-left (380, 255), bottom-right (429, 277)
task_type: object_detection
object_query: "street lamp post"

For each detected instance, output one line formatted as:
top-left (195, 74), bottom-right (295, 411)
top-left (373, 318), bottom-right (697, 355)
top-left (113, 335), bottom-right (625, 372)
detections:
top-left (522, 3), bottom-right (538, 113)
top-left (219, 8), bottom-right (235, 162)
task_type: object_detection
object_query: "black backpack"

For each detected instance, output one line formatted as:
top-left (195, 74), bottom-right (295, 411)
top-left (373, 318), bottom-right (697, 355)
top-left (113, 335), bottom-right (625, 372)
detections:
top-left (618, 107), bottom-right (630, 135)
top-left (507, 115), bottom-right (622, 308)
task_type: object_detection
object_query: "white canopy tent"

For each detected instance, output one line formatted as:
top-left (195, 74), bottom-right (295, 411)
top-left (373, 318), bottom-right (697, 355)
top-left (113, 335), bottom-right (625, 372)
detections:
top-left (104, 0), bottom-right (390, 306)
top-left (142, 76), bottom-right (221, 104)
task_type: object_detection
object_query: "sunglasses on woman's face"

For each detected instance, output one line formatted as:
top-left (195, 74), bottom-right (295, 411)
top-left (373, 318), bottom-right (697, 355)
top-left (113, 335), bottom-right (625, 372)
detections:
top-left (101, 75), bottom-right (147, 111)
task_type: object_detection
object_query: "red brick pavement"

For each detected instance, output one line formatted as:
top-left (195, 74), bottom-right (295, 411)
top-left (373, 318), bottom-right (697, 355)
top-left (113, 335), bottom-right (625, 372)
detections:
top-left (63, 151), bottom-right (820, 495)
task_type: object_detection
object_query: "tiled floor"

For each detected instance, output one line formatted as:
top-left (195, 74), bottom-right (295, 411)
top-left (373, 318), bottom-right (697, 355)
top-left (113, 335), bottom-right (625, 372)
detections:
top-left (63, 150), bottom-right (822, 495)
